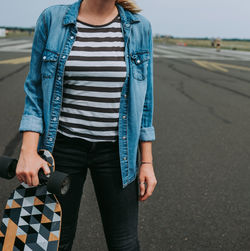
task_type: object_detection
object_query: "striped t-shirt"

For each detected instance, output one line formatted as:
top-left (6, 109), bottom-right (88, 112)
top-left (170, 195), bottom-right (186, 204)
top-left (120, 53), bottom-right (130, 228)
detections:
top-left (57, 13), bottom-right (126, 142)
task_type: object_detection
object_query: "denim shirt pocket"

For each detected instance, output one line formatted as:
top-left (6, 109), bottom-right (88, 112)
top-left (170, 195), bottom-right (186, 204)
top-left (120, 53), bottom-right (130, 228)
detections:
top-left (131, 50), bottom-right (150, 81)
top-left (41, 49), bottom-right (59, 79)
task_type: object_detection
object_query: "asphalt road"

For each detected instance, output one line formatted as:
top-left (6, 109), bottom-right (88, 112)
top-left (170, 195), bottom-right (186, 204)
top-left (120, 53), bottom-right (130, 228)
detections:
top-left (0, 37), bottom-right (250, 250)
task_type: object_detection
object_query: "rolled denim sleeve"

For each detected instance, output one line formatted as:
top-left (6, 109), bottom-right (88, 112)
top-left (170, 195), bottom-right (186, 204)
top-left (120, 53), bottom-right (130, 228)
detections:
top-left (19, 10), bottom-right (47, 134)
top-left (139, 22), bottom-right (156, 142)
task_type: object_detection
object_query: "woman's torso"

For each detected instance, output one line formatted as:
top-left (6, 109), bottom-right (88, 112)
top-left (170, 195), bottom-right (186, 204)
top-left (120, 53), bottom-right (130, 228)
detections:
top-left (19, 1), bottom-right (154, 188)
top-left (58, 14), bottom-right (127, 142)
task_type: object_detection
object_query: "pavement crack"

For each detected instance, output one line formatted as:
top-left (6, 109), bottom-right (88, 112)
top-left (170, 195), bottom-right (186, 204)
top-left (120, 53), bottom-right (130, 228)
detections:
top-left (0, 64), bottom-right (29, 83)
top-left (207, 69), bottom-right (250, 84)
top-left (168, 62), bottom-right (250, 100)
top-left (176, 80), bottom-right (231, 124)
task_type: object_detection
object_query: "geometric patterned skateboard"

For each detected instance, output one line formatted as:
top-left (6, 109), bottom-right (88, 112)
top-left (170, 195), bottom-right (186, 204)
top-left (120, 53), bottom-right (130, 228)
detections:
top-left (0, 149), bottom-right (70, 251)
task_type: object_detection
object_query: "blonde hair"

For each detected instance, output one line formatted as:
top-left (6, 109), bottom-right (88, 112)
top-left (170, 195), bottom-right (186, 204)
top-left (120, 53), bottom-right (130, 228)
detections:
top-left (116, 0), bottom-right (142, 13)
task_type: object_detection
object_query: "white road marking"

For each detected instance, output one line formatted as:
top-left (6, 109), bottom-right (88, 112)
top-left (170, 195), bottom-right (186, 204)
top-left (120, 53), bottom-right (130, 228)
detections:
top-left (154, 47), bottom-right (184, 58)
top-left (153, 44), bottom-right (250, 61)
top-left (0, 43), bottom-right (33, 53)
top-left (0, 39), bottom-right (32, 52)
top-left (0, 39), bottom-right (31, 47)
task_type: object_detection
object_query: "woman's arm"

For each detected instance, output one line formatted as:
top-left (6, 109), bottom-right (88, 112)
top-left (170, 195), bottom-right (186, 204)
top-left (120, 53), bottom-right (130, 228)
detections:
top-left (138, 21), bottom-right (157, 201)
top-left (19, 9), bottom-right (48, 134)
top-left (139, 21), bottom-right (155, 142)
top-left (139, 141), bottom-right (153, 163)
top-left (17, 10), bottom-right (50, 186)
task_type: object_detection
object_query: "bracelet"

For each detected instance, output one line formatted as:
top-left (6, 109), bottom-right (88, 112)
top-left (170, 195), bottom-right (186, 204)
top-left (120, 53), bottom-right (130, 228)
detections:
top-left (140, 161), bottom-right (153, 164)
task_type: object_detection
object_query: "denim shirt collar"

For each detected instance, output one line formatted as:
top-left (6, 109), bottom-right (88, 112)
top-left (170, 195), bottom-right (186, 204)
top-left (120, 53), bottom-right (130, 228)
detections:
top-left (63, 0), bottom-right (140, 26)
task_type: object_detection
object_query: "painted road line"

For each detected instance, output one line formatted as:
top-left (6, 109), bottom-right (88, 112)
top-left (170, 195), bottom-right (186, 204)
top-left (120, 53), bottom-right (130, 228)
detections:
top-left (0, 42), bottom-right (32, 52)
top-left (0, 57), bottom-right (31, 65)
top-left (0, 39), bottom-right (31, 47)
top-left (186, 46), bottom-right (250, 59)
top-left (193, 60), bottom-right (228, 72)
top-left (155, 44), bottom-right (250, 61)
top-left (154, 47), bottom-right (185, 58)
top-left (156, 44), bottom-right (209, 57)
top-left (154, 47), bottom-right (212, 59)
top-left (154, 48), bottom-right (234, 60)
top-left (156, 44), bottom-right (222, 59)
top-left (192, 60), bottom-right (250, 72)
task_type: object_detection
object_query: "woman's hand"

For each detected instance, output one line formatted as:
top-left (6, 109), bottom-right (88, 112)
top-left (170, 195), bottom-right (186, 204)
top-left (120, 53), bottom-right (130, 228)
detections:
top-left (16, 150), bottom-right (51, 187)
top-left (138, 163), bottom-right (157, 201)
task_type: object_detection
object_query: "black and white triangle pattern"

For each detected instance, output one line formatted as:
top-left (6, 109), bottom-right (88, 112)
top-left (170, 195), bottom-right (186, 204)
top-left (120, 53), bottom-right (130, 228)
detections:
top-left (0, 182), bottom-right (61, 251)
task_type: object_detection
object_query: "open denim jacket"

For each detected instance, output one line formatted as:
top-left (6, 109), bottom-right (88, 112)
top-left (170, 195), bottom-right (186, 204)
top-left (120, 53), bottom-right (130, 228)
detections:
top-left (19, 0), bottom-right (156, 188)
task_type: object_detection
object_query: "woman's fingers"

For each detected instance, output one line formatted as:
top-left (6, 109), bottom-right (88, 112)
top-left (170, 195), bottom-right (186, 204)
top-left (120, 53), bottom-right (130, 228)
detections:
top-left (20, 173), bottom-right (28, 185)
top-left (139, 176), bottom-right (157, 201)
top-left (16, 174), bottom-right (24, 183)
top-left (41, 162), bottom-right (51, 176)
top-left (26, 173), bottom-right (33, 186)
top-left (139, 177), bottom-right (146, 197)
top-left (31, 172), bottom-right (39, 187)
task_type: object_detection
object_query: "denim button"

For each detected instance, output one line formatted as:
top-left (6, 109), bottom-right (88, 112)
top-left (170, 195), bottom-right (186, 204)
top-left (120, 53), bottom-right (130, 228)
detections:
top-left (124, 94), bottom-right (127, 98)
top-left (53, 117), bottom-right (56, 121)
top-left (49, 138), bottom-right (53, 141)
top-left (70, 36), bottom-right (74, 39)
top-left (122, 115), bottom-right (126, 119)
top-left (58, 77), bottom-right (61, 80)
top-left (56, 97), bottom-right (60, 101)
top-left (43, 56), bottom-right (46, 60)
top-left (123, 156), bottom-right (127, 160)
top-left (136, 59), bottom-right (141, 64)
top-left (122, 136), bottom-right (126, 140)
top-left (62, 55), bottom-right (66, 59)
top-left (125, 23), bottom-right (130, 28)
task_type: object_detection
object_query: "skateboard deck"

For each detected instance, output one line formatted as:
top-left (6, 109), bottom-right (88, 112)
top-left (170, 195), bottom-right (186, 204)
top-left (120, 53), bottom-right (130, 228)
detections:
top-left (0, 150), bottom-right (62, 251)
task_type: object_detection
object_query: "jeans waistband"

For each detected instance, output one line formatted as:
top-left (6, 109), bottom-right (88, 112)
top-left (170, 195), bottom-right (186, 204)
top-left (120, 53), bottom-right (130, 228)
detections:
top-left (56, 131), bottom-right (119, 150)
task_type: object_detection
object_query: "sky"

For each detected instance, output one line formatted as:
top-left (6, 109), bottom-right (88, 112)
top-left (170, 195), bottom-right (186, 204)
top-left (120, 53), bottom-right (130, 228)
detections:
top-left (0, 0), bottom-right (250, 39)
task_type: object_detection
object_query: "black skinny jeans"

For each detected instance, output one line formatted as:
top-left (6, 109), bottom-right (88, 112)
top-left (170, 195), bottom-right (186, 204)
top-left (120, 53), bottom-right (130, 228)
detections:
top-left (52, 131), bottom-right (140, 251)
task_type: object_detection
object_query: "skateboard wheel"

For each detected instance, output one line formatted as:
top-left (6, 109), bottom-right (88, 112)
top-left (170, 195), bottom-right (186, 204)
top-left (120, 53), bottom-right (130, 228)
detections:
top-left (0, 156), bottom-right (17, 179)
top-left (47, 171), bottom-right (71, 195)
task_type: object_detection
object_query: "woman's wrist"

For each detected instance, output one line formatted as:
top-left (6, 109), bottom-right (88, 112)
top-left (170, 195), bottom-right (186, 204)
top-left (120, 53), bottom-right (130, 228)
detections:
top-left (20, 146), bottom-right (38, 157)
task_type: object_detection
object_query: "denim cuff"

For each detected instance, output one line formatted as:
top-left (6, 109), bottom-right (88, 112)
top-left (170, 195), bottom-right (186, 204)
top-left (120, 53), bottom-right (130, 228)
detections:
top-left (139, 126), bottom-right (155, 141)
top-left (19, 115), bottom-right (44, 134)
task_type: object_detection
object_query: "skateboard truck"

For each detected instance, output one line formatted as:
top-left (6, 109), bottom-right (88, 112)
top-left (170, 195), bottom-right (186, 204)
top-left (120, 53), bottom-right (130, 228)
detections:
top-left (0, 149), bottom-right (71, 196)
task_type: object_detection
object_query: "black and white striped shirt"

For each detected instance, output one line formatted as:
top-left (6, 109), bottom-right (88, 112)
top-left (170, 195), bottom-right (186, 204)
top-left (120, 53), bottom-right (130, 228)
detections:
top-left (58, 14), bottom-right (126, 142)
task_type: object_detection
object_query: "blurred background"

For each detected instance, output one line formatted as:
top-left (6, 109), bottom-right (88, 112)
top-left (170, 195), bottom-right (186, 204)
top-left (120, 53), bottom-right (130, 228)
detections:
top-left (1, 0), bottom-right (250, 49)
top-left (0, 0), bottom-right (250, 250)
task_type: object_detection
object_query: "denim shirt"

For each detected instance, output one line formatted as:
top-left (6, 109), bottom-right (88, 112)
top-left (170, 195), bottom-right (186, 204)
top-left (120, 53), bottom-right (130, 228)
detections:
top-left (18, 0), bottom-right (156, 188)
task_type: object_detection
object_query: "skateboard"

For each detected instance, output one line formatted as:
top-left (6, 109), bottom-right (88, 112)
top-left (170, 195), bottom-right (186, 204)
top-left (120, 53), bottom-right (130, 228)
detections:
top-left (0, 149), bottom-right (71, 251)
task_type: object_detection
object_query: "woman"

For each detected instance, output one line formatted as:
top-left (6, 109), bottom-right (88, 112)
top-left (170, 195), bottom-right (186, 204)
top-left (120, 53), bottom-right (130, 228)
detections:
top-left (16, 0), bottom-right (157, 250)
